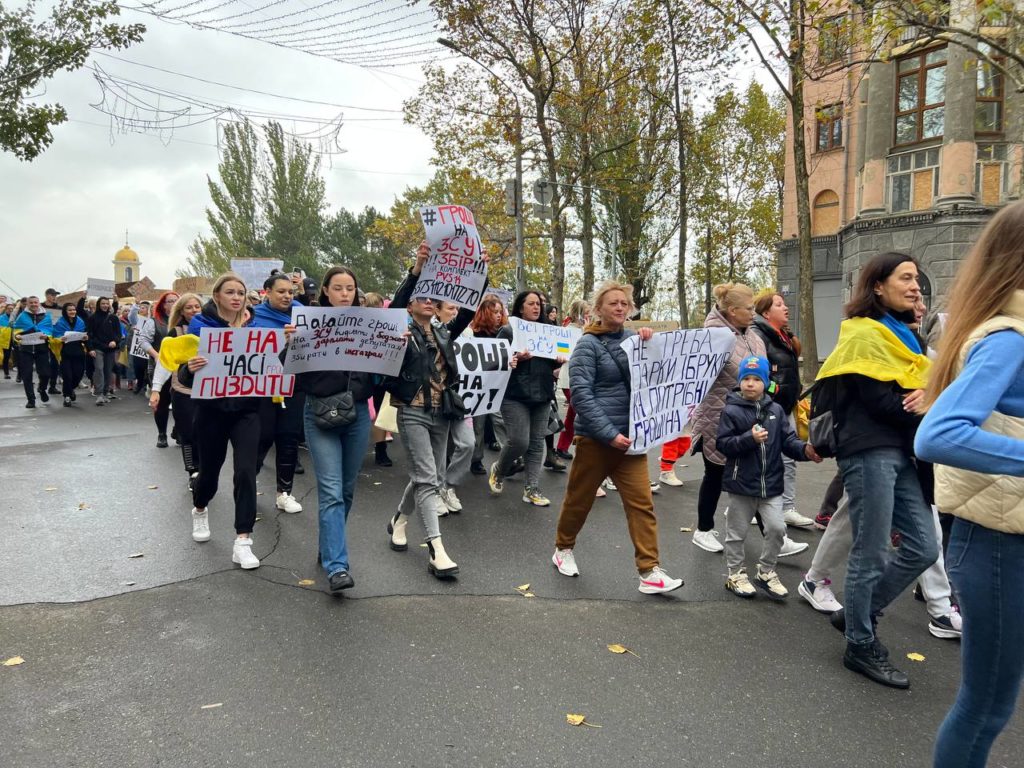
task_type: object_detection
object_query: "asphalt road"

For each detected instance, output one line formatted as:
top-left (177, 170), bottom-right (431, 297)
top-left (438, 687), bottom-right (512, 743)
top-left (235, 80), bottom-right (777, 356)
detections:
top-left (1, 378), bottom-right (1020, 768)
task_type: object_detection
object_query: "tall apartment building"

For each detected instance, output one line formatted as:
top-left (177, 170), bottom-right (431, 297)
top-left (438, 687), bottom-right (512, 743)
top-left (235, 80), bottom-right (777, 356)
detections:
top-left (778, 1), bottom-right (1023, 357)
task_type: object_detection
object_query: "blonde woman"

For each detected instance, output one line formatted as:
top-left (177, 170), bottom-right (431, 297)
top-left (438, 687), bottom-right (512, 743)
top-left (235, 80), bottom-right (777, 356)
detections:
top-left (180, 275), bottom-right (263, 569)
top-left (552, 281), bottom-right (683, 594)
top-left (916, 201), bottom-right (1024, 766)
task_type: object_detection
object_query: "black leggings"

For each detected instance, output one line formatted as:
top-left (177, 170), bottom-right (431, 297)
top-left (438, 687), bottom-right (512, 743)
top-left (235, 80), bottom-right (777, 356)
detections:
top-left (257, 393), bottom-right (305, 494)
top-left (2, 346), bottom-right (12, 376)
top-left (193, 404), bottom-right (260, 534)
top-left (132, 356), bottom-right (149, 393)
top-left (172, 389), bottom-right (198, 476)
top-left (18, 347), bottom-right (50, 401)
top-left (153, 380), bottom-right (172, 435)
top-left (697, 453), bottom-right (725, 532)
top-left (60, 354), bottom-right (85, 397)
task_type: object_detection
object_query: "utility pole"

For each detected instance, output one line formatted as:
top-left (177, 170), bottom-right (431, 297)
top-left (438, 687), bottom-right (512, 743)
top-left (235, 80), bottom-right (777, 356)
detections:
top-left (438, 37), bottom-right (525, 294)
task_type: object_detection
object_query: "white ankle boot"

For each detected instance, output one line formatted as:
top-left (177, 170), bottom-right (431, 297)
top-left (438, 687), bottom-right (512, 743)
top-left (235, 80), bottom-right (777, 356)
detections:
top-left (427, 537), bottom-right (459, 578)
top-left (232, 537), bottom-right (260, 569)
top-left (388, 512), bottom-right (408, 551)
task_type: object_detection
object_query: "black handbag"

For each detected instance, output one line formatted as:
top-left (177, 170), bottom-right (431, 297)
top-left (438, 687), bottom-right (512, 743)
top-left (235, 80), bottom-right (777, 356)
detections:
top-left (308, 381), bottom-right (356, 430)
top-left (441, 387), bottom-right (469, 420)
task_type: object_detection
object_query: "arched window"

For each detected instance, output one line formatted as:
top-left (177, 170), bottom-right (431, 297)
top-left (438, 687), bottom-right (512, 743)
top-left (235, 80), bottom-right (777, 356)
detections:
top-left (812, 190), bottom-right (840, 236)
top-left (125, 266), bottom-right (133, 282)
top-left (919, 270), bottom-right (933, 311)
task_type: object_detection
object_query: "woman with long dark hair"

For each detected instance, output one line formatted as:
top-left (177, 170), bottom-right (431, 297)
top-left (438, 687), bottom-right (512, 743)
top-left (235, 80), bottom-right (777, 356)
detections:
top-left (815, 252), bottom-right (938, 688)
top-left (490, 290), bottom-right (564, 506)
top-left (917, 201), bottom-right (1024, 766)
top-left (181, 275), bottom-right (263, 569)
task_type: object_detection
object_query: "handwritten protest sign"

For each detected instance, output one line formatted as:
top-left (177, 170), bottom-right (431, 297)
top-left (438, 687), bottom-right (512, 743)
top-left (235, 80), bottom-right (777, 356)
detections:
top-left (284, 306), bottom-right (408, 377)
top-left (452, 338), bottom-right (512, 416)
top-left (230, 258), bottom-right (284, 292)
top-left (510, 317), bottom-right (582, 360)
top-left (621, 328), bottom-right (736, 454)
top-left (16, 332), bottom-right (46, 345)
top-left (192, 328), bottom-right (294, 399)
top-left (130, 318), bottom-right (153, 359)
top-left (61, 331), bottom-right (87, 344)
top-left (86, 278), bottom-right (115, 298)
top-left (413, 205), bottom-right (487, 310)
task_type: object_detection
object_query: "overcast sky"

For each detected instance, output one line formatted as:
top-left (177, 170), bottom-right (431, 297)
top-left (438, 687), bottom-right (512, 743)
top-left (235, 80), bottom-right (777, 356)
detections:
top-left (0, 5), bottom-right (439, 298)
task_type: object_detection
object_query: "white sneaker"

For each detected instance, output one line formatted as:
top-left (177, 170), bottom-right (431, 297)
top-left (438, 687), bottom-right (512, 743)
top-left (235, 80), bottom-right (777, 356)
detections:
top-left (191, 507), bottom-right (210, 542)
top-left (232, 537), bottom-right (260, 569)
top-left (602, 477), bottom-right (617, 491)
top-left (783, 508), bottom-right (815, 528)
top-left (798, 576), bottom-right (843, 613)
top-left (552, 548), bottom-right (579, 577)
top-left (659, 470), bottom-right (683, 487)
top-left (638, 566), bottom-right (683, 594)
top-left (276, 492), bottom-right (302, 513)
top-left (692, 529), bottom-right (724, 553)
top-left (779, 535), bottom-right (809, 557)
top-left (440, 486), bottom-right (463, 513)
top-left (650, 482), bottom-right (661, 495)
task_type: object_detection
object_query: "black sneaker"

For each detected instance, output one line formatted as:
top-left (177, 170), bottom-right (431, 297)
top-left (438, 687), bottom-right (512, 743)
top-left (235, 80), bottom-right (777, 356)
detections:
top-left (843, 641), bottom-right (910, 689)
top-left (25, 401), bottom-right (35, 409)
top-left (544, 456), bottom-right (567, 472)
top-left (39, 389), bottom-right (49, 403)
top-left (63, 397), bottom-right (71, 407)
top-left (156, 434), bottom-right (168, 448)
top-left (470, 460), bottom-right (487, 475)
top-left (554, 449), bottom-right (574, 461)
top-left (928, 611), bottom-right (962, 640)
top-left (294, 458), bottom-right (305, 475)
top-left (487, 441), bottom-right (500, 452)
top-left (70, 392), bottom-right (76, 402)
top-left (48, 386), bottom-right (59, 395)
top-left (328, 570), bottom-right (355, 592)
top-left (374, 443), bottom-right (393, 467)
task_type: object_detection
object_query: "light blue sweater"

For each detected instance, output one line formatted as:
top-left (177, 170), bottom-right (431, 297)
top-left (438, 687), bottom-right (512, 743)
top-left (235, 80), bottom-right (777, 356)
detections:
top-left (915, 330), bottom-right (1024, 476)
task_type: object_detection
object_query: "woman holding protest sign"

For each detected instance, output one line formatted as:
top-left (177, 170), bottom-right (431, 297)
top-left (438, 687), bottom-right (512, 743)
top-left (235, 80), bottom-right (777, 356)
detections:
top-left (490, 291), bottom-right (564, 506)
top-left (180, 274), bottom-right (264, 570)
top-left (551, 280), bottom-right (683, 594)
top-left (53, 302), bottom-right (88, 406)
top-left (385, 243), bottom-right (485, 578)
top-left (152, 294), bottom-right (204, 489)
top-left (288, 267), bottom-right (374, 591)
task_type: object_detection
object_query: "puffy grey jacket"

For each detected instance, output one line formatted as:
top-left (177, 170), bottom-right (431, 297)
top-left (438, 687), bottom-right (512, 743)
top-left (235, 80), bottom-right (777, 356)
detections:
top-left (569, 328), bottom-right (634, 444)
top-left (690, 308), bottom-right (766, 465)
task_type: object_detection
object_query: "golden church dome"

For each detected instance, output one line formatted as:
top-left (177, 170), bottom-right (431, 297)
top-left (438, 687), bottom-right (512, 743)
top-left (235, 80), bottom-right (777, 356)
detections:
top-left (114, 244), bottom-right (139, 262)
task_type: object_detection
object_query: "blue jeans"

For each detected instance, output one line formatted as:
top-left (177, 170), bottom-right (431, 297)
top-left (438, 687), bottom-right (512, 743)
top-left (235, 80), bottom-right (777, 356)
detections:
top-left (838, 447), bottom-right (938, 646)
top-left (935, 519), bottom-right (1024, 768)
top-left (303, 400), bottom-right (371, 577)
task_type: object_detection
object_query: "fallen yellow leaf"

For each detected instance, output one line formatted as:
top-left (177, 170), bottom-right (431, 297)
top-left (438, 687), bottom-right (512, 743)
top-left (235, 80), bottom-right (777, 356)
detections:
top-left (515, 583), bottom-right (531, 592)
top-left (297, 579), bottom-right (315, 586)
top-left (679, 526), bottom-right (692, 533)
top-left (523, 592), bottom-right (535, 598)
top-left (566, 713), bottom-right (601, 728)
top-left (78, 502), bottom-right (90, 510)
top-left (147, 485), bottom-right (159, 490)
top-left (419, 543), bottom-right (428, 548)
top-left (607, 643), bottom-right (641, 658)
top-left (44, 487), bottom-right (57, 492)
top-left (3, 656), bottom-right (25, 667)
top-left (907, 652), bottom-right (926, 662)
top-left (200, 702), bottom-right (223, 710)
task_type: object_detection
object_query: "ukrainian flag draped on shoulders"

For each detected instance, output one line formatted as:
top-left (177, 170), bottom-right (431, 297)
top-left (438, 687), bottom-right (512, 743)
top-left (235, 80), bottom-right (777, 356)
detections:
top-left (816, 316), bottom-right (931, 390)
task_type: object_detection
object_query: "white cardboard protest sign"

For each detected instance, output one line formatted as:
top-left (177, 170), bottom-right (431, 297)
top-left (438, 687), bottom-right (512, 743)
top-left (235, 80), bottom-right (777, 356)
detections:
top-left (509, 317), bottom-right (581, 360)
top-left (452, 337), bottom-right (512, 416)
top-left (130, 318), bottom-right (153, 359)
top-left (61, 331), bottom-right (87, 344)
top-left (413, 205), bottom-right (487, 310)
top-left (86, 278), bottom-right (115, 298)
top-left (17, 332), bottom-right (46, 345)
top-left (230, 258), bottom-right (285, 292)
top-left (620, 328), bottom-right (736, 454)
top-left (192, 327), bottom-right (294, 399)
top-left (284, 306), bottom-right (408, 377)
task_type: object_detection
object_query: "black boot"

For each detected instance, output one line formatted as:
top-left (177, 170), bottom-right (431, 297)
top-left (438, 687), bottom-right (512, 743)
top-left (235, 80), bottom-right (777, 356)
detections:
top-left (375, 441), bottom-right (393, 467)
top-left (843, 641), bottom-right (910, 689)
top-left (156, 434), bottom-right (168, 448)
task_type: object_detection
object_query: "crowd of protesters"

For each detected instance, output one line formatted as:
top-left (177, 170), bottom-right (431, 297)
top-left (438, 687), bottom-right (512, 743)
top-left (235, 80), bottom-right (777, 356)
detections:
top-left (5, 200), bottom-right (1024, 767)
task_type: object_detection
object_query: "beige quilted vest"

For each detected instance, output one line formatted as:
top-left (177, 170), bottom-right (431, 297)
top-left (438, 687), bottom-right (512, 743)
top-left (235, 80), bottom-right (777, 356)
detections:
top-left (933, 292), bottom-right (1024, 534)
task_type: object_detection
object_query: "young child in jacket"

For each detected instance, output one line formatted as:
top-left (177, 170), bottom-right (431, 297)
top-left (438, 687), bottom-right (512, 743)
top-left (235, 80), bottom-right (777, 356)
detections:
top-left (717, 356), bottom-right (821, 599)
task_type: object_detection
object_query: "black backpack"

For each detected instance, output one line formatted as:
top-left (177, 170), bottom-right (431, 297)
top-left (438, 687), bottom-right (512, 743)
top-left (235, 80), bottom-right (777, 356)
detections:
top-left (802, 377), bottom-right (841, 458)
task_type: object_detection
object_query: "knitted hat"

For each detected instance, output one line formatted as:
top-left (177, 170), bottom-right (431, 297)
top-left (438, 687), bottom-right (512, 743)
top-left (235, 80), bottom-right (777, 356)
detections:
top-left (738, 355), bottom-right (770, 389)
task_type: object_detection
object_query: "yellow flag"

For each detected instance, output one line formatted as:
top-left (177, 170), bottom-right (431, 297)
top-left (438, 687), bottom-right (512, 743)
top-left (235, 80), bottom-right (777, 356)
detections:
top-left (48, 337), bottom-right (63, 364)
top-left (159, 334), bottom-right (199, 371)
top-left (816, 317), bottom-right (930, 390)
top-left (0, 326), bottom-right (11, 348)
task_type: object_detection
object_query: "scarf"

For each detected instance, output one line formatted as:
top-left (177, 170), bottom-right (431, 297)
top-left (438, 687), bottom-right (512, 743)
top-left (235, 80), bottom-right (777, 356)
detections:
top-left (817, 316), bottom-right (930, 390)
top-left (878, 312), bottom-right (922, 354)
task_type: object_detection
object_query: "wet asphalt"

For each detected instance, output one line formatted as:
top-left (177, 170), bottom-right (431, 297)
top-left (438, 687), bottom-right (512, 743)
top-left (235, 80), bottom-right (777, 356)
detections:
top-left (1, 378), bottom-right (1020, 768)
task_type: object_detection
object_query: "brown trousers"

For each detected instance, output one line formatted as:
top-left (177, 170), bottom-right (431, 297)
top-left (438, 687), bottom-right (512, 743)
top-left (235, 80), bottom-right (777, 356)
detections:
top-left (554, 436), bottom-right (660, 573)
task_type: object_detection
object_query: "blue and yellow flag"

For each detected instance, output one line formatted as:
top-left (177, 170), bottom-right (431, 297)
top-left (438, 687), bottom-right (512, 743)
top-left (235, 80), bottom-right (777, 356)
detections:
top-left (817, 317), bottom-right (930, 390)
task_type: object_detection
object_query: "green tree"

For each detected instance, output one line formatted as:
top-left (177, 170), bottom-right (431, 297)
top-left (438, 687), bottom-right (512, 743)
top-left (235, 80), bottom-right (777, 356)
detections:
top-left (0, 0), bottom-right (143, 160)
top-left (321, 206), bottom-right (405, 294)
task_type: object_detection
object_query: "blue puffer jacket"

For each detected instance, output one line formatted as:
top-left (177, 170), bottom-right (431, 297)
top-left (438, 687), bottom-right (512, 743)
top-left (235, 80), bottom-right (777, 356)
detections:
top-left (717, 391), bottom-right (808, 498)
top-left (569, 327), bottom-right (635, 445)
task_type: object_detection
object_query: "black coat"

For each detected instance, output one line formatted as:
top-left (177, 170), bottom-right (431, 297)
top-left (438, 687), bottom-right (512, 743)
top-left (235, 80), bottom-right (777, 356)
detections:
top-left (717, 392), bottom-right (808, 498)
top-left (497, 324), bottom-right (557, 404)
top-left (751, 317), bottom-right (801, 414)
top-left (830, 374), bottom-right (921, 459)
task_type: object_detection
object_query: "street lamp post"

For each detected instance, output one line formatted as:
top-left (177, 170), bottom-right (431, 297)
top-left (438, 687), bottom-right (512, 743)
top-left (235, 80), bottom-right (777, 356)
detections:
top-left (437, 37), bottom-right (525, 293)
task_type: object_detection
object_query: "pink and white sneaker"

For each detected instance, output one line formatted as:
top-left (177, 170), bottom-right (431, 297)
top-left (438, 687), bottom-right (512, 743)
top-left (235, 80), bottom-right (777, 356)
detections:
top-left (638, 566), bottom-right (683, 594)
top-left (552, 548), bottom-right (579, 577)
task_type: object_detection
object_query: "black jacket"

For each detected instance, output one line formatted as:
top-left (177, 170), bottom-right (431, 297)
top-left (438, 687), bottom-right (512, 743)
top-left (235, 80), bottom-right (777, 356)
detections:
top-left (386, 269), bottom-right (476, 407)
top-left (718, 392), bottom-right (808, 498)
top-left (86, 309), bottom-right (122, 350)
top-left (751, 317), bottom-right (801, 414)
top-left (830, 374), bottom-right (921, 459)
top-left (497, 324), bottom-right (557, 404)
